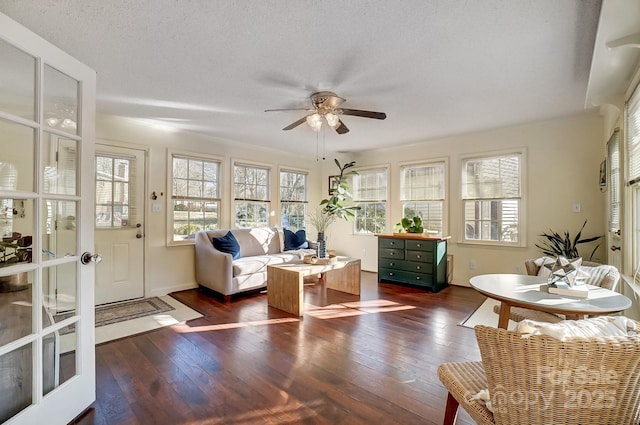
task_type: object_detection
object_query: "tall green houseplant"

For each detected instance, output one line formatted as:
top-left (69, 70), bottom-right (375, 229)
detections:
top-left (313, 159), bottom-right (360, 257)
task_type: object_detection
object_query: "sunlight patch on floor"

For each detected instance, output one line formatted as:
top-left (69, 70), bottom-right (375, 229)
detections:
top-left (174, 317), bottom-right (300, 333)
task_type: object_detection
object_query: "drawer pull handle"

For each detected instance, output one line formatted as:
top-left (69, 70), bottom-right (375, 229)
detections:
top-left (390, 242), bottom-right (395, 245)
top-left (390, 252), bottom-right (395, 255)
top-left (416, 266), bottom-right (421, 270)
top-left (416, 276), bottom-right (421, 280)
top-left (389, 272), bottom-right (394, 276)
top-left (417, 255), bottom-right (421, 259)
top-left (417, 243), bottom-right (421, 247)
top-left (389, 263), bottom-right (394, 266)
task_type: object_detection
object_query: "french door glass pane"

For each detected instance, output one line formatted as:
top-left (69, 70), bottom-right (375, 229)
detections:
top-left (0, 118), bottom-right (35, 192)
top-left (42, 262), bottom-right (77, 318)
top-left (0, 270), bottom-right (33, 346)
top-left (42, 200), bottom-right (77, 261)
top-left (42, 322), bottom-right (76, 396)
top-left (43, 133), bottom-right (77, 195)
top-left (0, 343), bottom-right (33, 423)
top-left (43, 65), bottom-right (79, 135)
top-left (0, 38), bottom-right (35, 121)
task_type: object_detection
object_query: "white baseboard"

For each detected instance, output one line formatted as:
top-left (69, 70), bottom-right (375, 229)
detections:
top-left (148, 282), bottom-right (198, 298)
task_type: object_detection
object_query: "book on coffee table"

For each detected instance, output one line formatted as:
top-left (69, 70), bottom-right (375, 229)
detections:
top-left (539, 282), bottom-right (589, 298)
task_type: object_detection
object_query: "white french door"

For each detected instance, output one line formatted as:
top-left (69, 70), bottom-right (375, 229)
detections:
top-left (0, 12), bottom-right (97, 425)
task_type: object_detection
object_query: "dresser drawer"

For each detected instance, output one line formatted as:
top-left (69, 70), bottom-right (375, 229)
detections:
top-left (378, 258), bottom-right (406, 269)
top-left (403, 261), bottom-right (431, 273)
top-left (379, 248), bottom-right (404, 259)
top-left (379, 268), bottom-right (433, 286)
top-left (378, 238), bottom-right (405, 250)
top-left (406, 250), bottom-right (433, 262)
top-left (406, 240), bottom-right (433, 252)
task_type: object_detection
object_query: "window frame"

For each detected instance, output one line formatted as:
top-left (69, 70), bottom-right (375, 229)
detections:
top-left (166, 149), bottom-right (223, 246)
top-left (232, 159), bottom-right (271, 229)
top-left (352, 165), bottom-right (389, 235)
top-left (279, 166), bottom-right (309, 231)
top-left (399, 158), bottom-right (448, 236)
top-left (460, 149), bottom-right (527, 247)
top-left (626, 79), bottom-right (640, 276)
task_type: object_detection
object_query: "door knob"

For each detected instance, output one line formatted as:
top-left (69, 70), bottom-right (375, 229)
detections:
top-left (610, 245), bottom-right (621, 251)
top-left (81, 252), bottom-right (102, 265)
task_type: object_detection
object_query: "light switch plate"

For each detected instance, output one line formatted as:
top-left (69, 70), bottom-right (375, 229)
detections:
top-left (572, 202), bottom-right (581, 213)
top-left (152, 203), bottom-right (161, 213)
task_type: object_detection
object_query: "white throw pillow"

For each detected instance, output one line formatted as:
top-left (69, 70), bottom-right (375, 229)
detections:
top-left (516, 316), bottom-right (637, 340)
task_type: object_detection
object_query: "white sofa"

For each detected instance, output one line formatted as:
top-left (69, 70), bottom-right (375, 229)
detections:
top-left (195, 227), bottom-right (316, 301)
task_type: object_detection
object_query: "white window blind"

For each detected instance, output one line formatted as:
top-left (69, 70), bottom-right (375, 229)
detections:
top-left (608, 130), bottom-right (620, 231)
top-left (627, 85), bottom-right (640, 185)
top-left (462, 155), bottom-right (520, 200)
top-left (400, 163), bottom-right (445, 201)
top-left (353, 168), bottom-right (387, 202)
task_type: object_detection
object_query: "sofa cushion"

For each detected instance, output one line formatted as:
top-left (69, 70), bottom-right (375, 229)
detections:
top-left (284, 228), bottom-right (309, 250)
top-left (231, 249), bottom-right (316, 276)
top-left (212, 231), bottom-right (241, 259)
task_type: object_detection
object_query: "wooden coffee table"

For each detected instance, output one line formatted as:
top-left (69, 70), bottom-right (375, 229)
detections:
top-left (267, 257), bottom-right (361, 316)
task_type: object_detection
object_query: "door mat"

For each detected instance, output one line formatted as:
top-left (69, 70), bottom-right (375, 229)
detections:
top-left (55, 296), bottom-right (175, 327)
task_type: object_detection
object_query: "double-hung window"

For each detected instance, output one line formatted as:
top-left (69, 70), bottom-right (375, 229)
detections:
top-left (353, 167), bottom-right (387, 234)
top-left (462, 152), bottom-right (523, 245)
top-left (170, 153), bottom-right (220, 243)
top-left (234, 162), bottom-right (270, 228)
top-left (400, 161), bottom-right (446, 234)
top-left (626, 82), bottom-right (640, 273)
top-left (280, 169), bottom-right (308, 230)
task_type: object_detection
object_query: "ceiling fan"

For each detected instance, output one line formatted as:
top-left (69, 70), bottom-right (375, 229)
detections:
top-left (265, 91), bottom-right (386, 135)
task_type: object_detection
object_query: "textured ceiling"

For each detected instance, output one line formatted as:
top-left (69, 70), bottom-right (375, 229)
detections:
top-left (0, 0), bottom-right (604, 157)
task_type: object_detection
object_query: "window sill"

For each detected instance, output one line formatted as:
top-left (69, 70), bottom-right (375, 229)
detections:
top-left (621, 274), bottom-right (640, 298)
top-left (456, 240), bottom-right (526, 248)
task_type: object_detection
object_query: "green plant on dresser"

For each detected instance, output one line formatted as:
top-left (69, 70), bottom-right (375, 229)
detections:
top-left (376, 234), bottom-right (448, 292)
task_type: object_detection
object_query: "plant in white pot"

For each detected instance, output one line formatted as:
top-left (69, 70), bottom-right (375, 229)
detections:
top-left (311, 159), bottom-right (360, 257)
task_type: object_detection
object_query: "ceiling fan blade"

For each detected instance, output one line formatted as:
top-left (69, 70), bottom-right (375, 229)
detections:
top-left (340, 108), bottom-right (387, 120)
top-left (282, 116), bottom-right (308, 131)
top-left (334, 119), bottom-right (349, 135)
top-left (265, 108), bottom-right (313, 112)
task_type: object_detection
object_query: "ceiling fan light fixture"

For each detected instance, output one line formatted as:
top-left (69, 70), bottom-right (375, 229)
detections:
top-left (306, 113), bottom-right (322, 131)
top-left (325, 112), bottom-right (340, 128)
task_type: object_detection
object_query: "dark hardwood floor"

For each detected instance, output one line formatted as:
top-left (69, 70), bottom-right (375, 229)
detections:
top-left (73, 272), bottom-right (486, 425)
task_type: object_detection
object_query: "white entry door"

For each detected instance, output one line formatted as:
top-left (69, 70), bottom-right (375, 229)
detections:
top-left (0, 12), bottom-right (97, 425)
top-left (94, 144), bottom-right (145, 305)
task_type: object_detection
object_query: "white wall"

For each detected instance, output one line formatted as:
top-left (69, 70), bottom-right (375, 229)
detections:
top-left (325, 112), bottom-right (607, 286)
top-left (95, 114), bottom-right (323, 296)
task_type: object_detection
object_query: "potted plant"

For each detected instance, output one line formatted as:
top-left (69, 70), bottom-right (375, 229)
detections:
top-left (394, 216), bottom-right (424, 234)
top-left (535, 220), bottom-right (602, 260)
top-left (0, 232), bottom-right (32, 292)
top-left (311, 159), bottom-right (360, 257)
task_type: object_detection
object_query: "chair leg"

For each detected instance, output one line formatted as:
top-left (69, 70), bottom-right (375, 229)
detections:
top-left (443, 392), bottom-right (459, 425)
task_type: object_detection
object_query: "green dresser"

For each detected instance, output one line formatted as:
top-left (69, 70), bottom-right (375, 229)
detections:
top-left (377, 234), bottom-right (448, 292)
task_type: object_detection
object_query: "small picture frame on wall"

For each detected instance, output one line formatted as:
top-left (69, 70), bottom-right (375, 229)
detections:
top-left (599, 159), bottom-right (607, 187)
top-left (328, 175), bottom-right (339, 195)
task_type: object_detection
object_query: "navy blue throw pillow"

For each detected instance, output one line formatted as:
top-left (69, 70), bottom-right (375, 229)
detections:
top-left (212, 231), bottom-right (241, 259)
top-left (284, 229), bottom-right (309, 250)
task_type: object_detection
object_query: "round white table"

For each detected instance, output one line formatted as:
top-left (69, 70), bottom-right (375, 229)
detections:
top-left (469, 273), bottom-right (633, 329)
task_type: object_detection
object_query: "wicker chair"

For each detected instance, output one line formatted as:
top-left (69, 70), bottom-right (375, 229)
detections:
top-left (438, 323), bottom-right (640, 425)
top-left (492, 259), bottom-right (621, 323)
